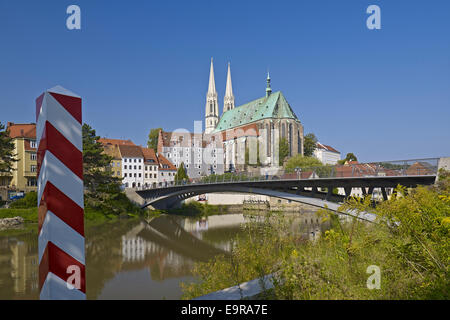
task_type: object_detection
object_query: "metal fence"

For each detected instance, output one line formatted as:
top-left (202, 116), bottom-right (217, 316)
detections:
top-left (135, 158), bottom-right (440, 191)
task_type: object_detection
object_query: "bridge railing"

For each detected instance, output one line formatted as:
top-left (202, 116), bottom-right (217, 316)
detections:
top-left (135, 158), bottom-right (439, 191)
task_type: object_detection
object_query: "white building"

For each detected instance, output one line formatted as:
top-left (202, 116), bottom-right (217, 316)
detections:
top-left (156, 153), bottom-right (177, 186)
top-left (141, 147), bottom-right (160, 187)
top-left (158, 130), bottom-right (224, 179)
top-left (313, 142), bottom-right (341, 165)
top-left (101, 139), bottom-right (177, 189)
top-left (119, 144), bottom-right (145, 188)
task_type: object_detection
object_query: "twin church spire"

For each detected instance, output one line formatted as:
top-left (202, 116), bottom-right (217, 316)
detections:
top-left (204, 58), bottom-right (235, 134)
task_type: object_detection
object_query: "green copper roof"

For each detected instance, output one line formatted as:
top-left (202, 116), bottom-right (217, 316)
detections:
top-left (213, 91), bottom-right (299, 132)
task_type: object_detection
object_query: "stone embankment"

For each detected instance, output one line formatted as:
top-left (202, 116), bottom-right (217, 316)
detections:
top-left (0, 217), bottom-right (24, 229)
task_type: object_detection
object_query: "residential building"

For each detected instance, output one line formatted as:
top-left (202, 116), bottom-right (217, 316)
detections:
top-left (100, 138), bottom-right (177, 188)
top-left (118, 144), bottom-right (145, 188)
top-left (3, 123), bottom-right (37, 193)
top-left (156, 153), bottom-right (177, 186)
top-left (313, 142), bottom-right (341, 165)
top-left (158, 130), bottom-right (224, 179)
top-left (141, 147), bottom-right (159, 187)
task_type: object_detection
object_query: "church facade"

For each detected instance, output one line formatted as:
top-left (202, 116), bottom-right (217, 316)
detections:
top-left (205, 59), bottom-right (304, 171)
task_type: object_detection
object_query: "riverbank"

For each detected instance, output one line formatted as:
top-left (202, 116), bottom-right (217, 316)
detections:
top-left (181, 183), bottom-right (450, 300)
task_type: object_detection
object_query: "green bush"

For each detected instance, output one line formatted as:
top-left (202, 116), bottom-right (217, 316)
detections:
top-left (9, 191), bottom-right (37, 208)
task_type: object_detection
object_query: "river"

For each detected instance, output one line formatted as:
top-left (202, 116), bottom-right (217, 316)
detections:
top-left (0, 211), bottom-right (328, 299)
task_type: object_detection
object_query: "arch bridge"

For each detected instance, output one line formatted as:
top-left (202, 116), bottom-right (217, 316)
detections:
top-left (135, 158), bottom-right (443, 220)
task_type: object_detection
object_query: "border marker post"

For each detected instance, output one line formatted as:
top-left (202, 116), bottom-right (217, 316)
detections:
top-left (36, 86), bottom-right (86, 300)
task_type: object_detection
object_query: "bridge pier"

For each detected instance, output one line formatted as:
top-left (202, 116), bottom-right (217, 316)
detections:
top-left (325, 188), bottom-right (333, 201)
top-left (381, 188), bottom-right (388, 201)
top-left (344, 187), bottom-right (352, 197)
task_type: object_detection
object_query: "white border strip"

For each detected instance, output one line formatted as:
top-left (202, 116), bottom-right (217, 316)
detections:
top-left (37, 93), bottom-right (82, 151)
top-left (40, 272), bottom-right (86, 300)
top-left (37, 151), bottom-right (84, 208)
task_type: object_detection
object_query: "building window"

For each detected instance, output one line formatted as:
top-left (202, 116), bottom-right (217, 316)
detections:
top-left (31, 165), bottom-right (37, 172)
top-left (31, 153), bottom-right (37, 161)
top-left (139, 166), bottom-right (141, 170)
top-left (30, 140), bottom-right (37, 149)
top-left (124, 165), bottom-right (127, 169)
top-left (134, 159), bottom-right (136, 163)
top-left (145, 174), bottom-right (148, 178)
top-left (134, 165), bottom-right (137, 170)
top-left (134, 173), bottom-right (136, 177)
top-left (124, 173), bottom-right (127, 177)
top-left (139, 173), bottom-right (141, 178)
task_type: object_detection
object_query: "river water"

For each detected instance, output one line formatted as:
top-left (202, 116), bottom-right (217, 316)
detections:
top-left (0, 211), bottom-right (327, 300)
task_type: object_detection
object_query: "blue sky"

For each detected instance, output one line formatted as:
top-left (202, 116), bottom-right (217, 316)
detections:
top-left (1, 0), bottom-right (449, 162)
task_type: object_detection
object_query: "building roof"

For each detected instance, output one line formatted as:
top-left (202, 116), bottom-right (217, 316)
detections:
top-left (140, 147), bottom-right (158, 163)
top-left (316, 142), bottom-right (340, 154)
top-left (159, 131), bottom-right (203, 148)
top-left (158, 130), bottom-right (223, 149)
top-left (98, 138), bottom-right (135, 146)
top-left (102, 144), bottom-right (122, 160)
top-left (157, 154), bottom-right (177, 171)
top-left (118, 145), bottom-right (144, 158)
top-left (6, 122), bottom-right (36, 139)
top-left (213, 91), bottom-right (299, 132)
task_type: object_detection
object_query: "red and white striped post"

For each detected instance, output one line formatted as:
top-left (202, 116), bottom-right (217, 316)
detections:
top-left (36, 86), bottom-right (85, 300)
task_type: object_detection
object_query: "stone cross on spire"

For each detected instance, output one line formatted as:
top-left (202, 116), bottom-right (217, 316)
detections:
top-left (223, 62), bottom-right (235, 114)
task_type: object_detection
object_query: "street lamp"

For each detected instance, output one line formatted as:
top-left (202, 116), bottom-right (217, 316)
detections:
top-left (295, 167), bottom-right (302, 180)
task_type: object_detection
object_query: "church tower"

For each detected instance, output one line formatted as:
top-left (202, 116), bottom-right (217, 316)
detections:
top-left (205, 58), bottom-right (219, 134)
top-left (223, 62), bottom-right (235, 114)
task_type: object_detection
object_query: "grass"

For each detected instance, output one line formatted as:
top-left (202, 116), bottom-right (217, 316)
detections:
top-left (0, 208), bottom-right (38, 222)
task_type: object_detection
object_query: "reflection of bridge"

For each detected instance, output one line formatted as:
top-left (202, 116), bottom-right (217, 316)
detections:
top-left (123, 216), bottom-right (230, 263)
top-left (136, 158), bottom-right (442, 215)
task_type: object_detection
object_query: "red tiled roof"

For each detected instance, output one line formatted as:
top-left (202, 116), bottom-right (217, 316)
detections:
top-left (140, 147), bottom-right (158, 163)
top-left (158, 130), bottom-right (223, 149)
top-left (157, 154), bottom-right (176, 171)
top-left (118, 145), bottom-right (143, 158)
top-left (7, 123), bottom-right (36, 139)
top-left (98, 138), bottom-right (135, 146)
top-left (316, 142), bottom-right (339, 153)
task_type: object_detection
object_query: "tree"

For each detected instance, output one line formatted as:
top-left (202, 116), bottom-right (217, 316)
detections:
top-left (82, 123), bottom-right (121, 193)
top-left (303, 133), bottom-right (318, 157)
top-left (147, 128), bottom-right (162, 151)
top-left (278, 137), bottom-right (290, 167)
top-left (174, 162), bottom-right (189, 182)
top-left (0, 122), bottom-right (16, 175)
top-left (284, 155), bottom-right (323, 173)
top-left (337, 152), bottom-right (358, 165)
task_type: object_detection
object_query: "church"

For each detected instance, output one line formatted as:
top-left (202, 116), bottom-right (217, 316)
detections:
top-left (204, 59), bottom-right (304, 171)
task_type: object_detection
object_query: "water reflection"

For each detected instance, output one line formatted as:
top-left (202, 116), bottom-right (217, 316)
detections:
top-left (0, 211), bottom-right (329, 299)
top-left (0, 228), bottom-right (39, 299)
